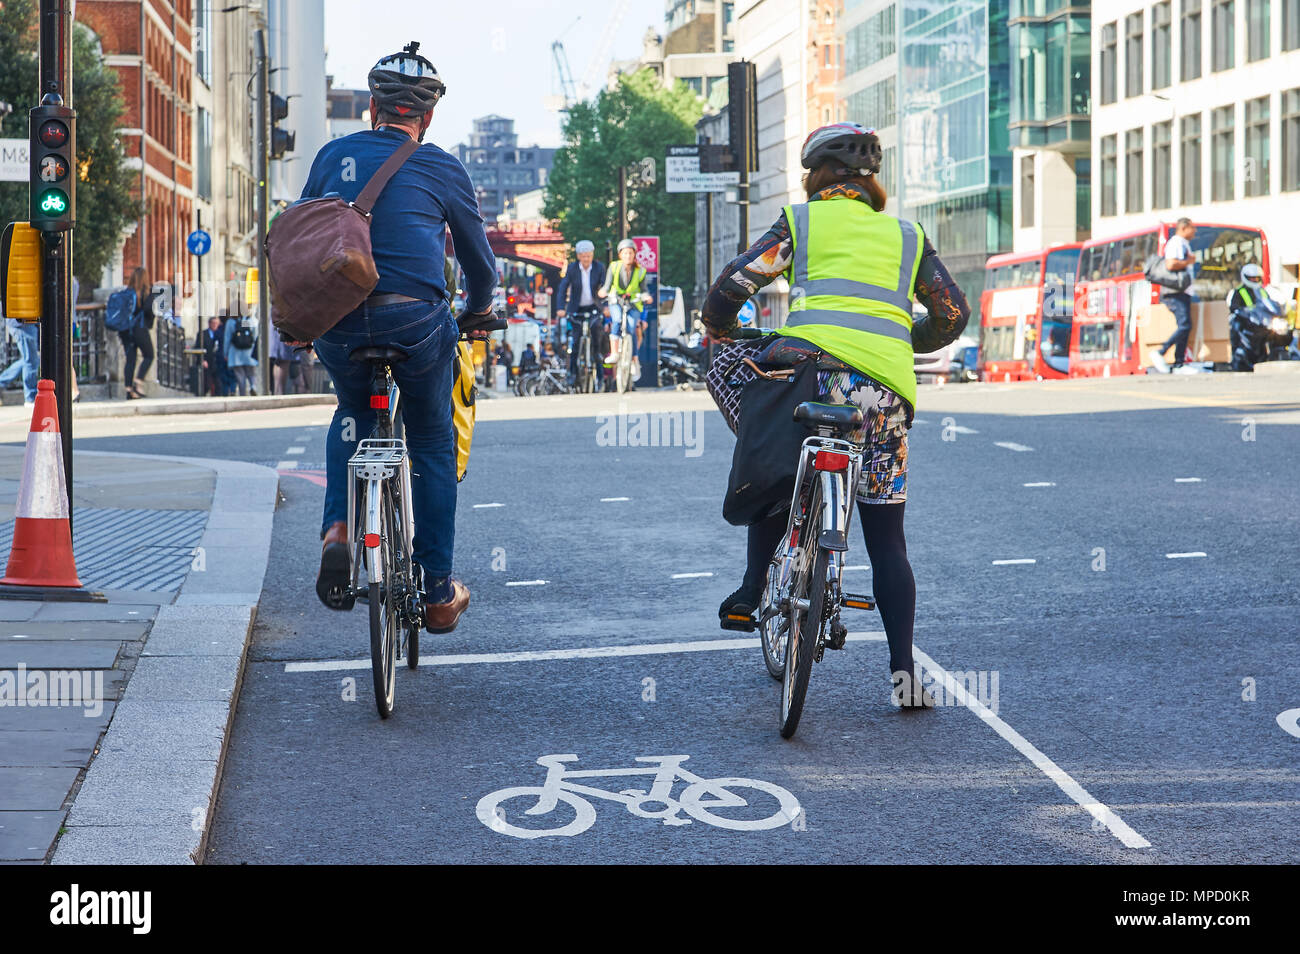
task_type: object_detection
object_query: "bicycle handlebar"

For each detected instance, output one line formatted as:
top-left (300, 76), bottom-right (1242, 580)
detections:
top-left (458, 310), bottom-right (507, 339)
top-left (733, 327), bottom-right (766, 339)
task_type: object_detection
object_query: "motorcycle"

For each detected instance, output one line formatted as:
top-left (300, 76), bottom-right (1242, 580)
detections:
top-left (658, 331), bottom-right (710, 388)
top-left (1229, 297), bottom-right (1297, 372)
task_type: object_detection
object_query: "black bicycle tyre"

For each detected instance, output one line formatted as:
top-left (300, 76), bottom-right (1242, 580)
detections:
top-left (759, 559), bottom-right (786, 680)
top-left (780, 538), bottom-right (828, 740)
top-left (369, 488), bottom-right (399, 718)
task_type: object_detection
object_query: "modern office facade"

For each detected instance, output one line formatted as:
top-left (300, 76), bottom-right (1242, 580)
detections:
top-left (1091, 0), bottom-right (1300, 280)
top-left (456, 116), bottom-right (556, 220)
top-left (838, 0), bottom-right (901, 202)
top-left (899, 0), bottom-right (1014, 301)
top-left (1010, 0), bottom-right (1092, 251)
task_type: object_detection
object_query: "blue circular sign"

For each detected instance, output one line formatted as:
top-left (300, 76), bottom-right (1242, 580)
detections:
top-left (738, 300), bottom-right (758, 326)
top-left (187, 229), bottom-right (212, 257)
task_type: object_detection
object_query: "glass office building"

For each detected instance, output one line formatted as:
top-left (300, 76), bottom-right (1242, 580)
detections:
top-left (899, 0), bottom-right (1013, 300)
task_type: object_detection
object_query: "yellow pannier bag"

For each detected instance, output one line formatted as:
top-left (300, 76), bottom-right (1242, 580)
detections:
top-left (452, 337), bottom-right (476, 482)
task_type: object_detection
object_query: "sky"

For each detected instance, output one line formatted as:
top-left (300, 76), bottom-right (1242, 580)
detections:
top-left (322, 0), bottom-right (667, 151)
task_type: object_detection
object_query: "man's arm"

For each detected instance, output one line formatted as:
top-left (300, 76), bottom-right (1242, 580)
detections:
top-left (443, 160), bottom-right (498, 313)
top-left (700, 214), bottom-right (791, 339)
top-left (911, 238), bottom-right (971, 354)
top-left (1165, 239), bottom-right (1195, 271)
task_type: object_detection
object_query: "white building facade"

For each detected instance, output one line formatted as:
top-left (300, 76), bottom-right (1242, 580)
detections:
top-left (1091, 0), bottom-right (1300, 280)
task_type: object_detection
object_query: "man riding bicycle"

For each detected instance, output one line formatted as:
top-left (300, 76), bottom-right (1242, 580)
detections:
top-left (702, 122), bottom-right (970, 709)
top-left (600, 238), bottom-right (652, 368)
top-left (304, 42), bottom-right (497, 634)
top-left (555, 239), bottom-right (608, 384)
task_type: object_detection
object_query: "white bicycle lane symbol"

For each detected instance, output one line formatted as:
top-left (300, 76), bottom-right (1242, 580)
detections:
top-left (476, 754), bottom-right (802, 839)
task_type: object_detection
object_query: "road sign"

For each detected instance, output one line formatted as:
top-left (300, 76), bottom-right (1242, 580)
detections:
top-left (0, 138), bottom-right (28, 182)
top-left (665, 145), bottom-right (739, 193)
top-left (187, 229), bottom-right (212, 256)
top-left (632, 236), bottom-right (659, 273)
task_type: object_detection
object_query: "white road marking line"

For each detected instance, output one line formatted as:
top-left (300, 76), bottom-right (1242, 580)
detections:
top-left (992, 558), bottom-right (1036, 565)
top-left (600, 496), bottom-right (631, 502)
top-left (995, 441), bottom-right (1034, 452)
top-left (1174, 477), bottom-right (1202, 483)
top-left (283, 631), bottom-right (888, 672)
top-left (910, 645), bottom-right (1151, 850)
top-left (950, 425), bottom-right (978, 434)
top-left (843, 564), bottom-right (871, 571)
top-left (1023, 481), bottom-right (1056, 487)
top-left (671, 571), bottom-right (714, 579)
top-left (276, 461), bottom-right (297, 470)
top-left (286, 446), bottom-right (305, 455)
top-left (1166, 552), bottom-right (1207, 559)
top-left (473, 502), bottom-right (504, 509)
top-left (505, 580), bottom-right (547, 587)
top-left (1277, 709), bottom-right (1300, 739)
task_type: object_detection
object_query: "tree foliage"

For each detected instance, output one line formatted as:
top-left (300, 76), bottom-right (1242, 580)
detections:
top-left (0, 0), bottom-right (139, 291)
top-left (544, 69), bottom-right (702, 289)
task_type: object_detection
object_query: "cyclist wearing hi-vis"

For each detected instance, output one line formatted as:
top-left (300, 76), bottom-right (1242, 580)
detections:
top-left (305, 42), bottom-right (497, 634)
top-left (601, 238), bottom-right (652, 366)
top-left (702, 122), bottom-right (970, 709)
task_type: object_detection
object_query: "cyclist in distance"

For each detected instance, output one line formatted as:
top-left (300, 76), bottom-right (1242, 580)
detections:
top-left (601, 238), bottom-right (652, 367)
top-left (555, 239), bottom-right (607, 382)
top-left (304, 42), bottom-right (497, 634)
top-left (701, 122), bottom-right (970, 708)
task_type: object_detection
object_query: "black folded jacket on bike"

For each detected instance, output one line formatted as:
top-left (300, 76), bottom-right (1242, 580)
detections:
top-left (723, 358), bottom-right (820, 527)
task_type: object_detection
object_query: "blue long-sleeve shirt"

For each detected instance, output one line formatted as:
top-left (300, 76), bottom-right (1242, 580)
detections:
top-left (300, 127), bottom-right (498, 313)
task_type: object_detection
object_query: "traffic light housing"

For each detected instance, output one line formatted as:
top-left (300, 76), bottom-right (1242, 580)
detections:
top-left (727, 61), bottom-right (758, 174)
top-left (0, 222), bottom-right (44, 320)
top-left (270, 94), bottom-right (295, 160)
top-left (29, 104), bottom-right (76, 231)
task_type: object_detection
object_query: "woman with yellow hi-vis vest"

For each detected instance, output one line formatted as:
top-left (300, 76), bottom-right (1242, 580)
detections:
top-left (599, 238), bottom-right (652, 368)
top-left (702, 123), bottom-right (970, 709)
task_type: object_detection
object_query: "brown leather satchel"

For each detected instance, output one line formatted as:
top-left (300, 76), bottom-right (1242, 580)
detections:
top-left (264, 137), bottom-right (420, 342)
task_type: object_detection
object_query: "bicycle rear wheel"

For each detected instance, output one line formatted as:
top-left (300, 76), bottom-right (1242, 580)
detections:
top-left (780, 510), bottom-right (828, 739)
top-left (616, 343), bottom-right (634, 393)
top-left (369, 484), bottom-right (400, 718)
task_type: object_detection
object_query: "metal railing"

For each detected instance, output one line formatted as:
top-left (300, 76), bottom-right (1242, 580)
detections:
top-left (73, 304), bottom-right (110, 384)
top-left (155, 318), bottom-right (189, 391)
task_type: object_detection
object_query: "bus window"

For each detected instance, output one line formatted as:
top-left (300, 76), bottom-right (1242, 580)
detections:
top-left (1136, 231), bottom-right (1157, 265)
top-left (986, 266), bottom-right (1000, 289)
top-left (1118, 238), bottom-right (1136, 275)
top-left (1189, 227), bottom-right (1265, 300)
top-left (1043, 247), bottom-right (1081, 319)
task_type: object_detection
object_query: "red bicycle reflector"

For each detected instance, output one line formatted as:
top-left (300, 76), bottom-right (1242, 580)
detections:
top-left (364, 533), bottom-right (381, 548)
top-left (814, 450), bottom-right (850, 471)
top-left (370, 394), bottom-right (389, 409)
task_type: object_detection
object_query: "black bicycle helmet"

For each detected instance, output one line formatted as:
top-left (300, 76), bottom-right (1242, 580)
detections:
top-left (368, 41), bottom-right (446, 116)
top-left (800, 122), bottom-right (882, 175)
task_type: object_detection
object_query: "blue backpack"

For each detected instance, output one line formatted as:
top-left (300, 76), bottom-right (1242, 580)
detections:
top-left (105, 287), bottom-right (138, 332)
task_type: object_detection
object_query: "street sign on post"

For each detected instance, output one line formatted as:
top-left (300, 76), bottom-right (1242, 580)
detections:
top-left (632, 236), bottom-right (659, 273)
top-left (187, 229), bottom-right (212, 257)
top-left (0, 139), bottom-right (28, 182)
top-left (665, 145), bottom-right (739, 194)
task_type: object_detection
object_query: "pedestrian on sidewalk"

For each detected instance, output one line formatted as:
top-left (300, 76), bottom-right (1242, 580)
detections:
top-left (0, 316), bottom-right (40, 404)
top-left (119, 267), bottom-right (155, 399)
top-left (196, 315), bottom-right (227, 396)
top-left (224, 306), bottom-right (259, 396)
top-left (268, 320), bottom-right (300, 395)
top-left (1150, 218), bottom-right (1197, 373)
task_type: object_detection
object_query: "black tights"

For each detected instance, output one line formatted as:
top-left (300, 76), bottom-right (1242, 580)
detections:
top-left (742, 500), bottom-right (915, 678)
top-left (120, 327), bottom-right (154, 386)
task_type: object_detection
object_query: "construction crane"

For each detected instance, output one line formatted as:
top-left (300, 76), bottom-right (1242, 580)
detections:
top-left (544, 0), bottom-right (634, 112)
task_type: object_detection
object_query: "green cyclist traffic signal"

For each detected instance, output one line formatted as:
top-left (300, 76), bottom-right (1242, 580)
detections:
top-left (29, 103), bottom-right (76, 231)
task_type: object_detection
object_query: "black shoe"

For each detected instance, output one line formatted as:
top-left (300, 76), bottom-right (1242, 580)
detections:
top-left (719, 585), bottom-right (760, 632)
top-left (316, 521), bottom-right (354, 611)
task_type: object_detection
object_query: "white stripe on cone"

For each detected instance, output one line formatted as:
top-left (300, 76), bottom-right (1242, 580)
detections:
top-left (14, 431), bottom-right (69, 520)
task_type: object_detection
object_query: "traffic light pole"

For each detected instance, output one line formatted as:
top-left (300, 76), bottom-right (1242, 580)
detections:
top-left (37, 0), bottom-right (75, 526)
top-left (255, 28), bottom-right (271, 394)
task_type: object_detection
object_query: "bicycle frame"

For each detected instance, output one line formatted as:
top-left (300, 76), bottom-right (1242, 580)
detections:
top-left (525, 754), bottom-right (731, 824)
top-left (345, 371), bottom-right (414, 593)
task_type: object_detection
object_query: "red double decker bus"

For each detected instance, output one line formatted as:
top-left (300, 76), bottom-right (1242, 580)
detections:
top-left (979, 244), bottom-right (1081, 381)
top-left (1069, 222), bottom-right (1270, 377)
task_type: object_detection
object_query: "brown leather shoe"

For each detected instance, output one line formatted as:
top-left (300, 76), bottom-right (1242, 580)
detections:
top-left (316, 520), bottom-right (354, 611)
top-left (424, 580), bottom-right (470, 634)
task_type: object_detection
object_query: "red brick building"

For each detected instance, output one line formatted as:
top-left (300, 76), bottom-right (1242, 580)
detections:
top-left (79, 0), bottom-right (194, 286)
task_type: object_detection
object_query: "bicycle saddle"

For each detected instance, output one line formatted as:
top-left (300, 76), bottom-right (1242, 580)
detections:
top-left (793, 401), bottom-right (863, 431)
top-left (349, 345), bottom-right (410, 365)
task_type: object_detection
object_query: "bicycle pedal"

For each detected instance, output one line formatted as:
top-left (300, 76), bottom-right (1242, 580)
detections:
top-left (841, 593), bottom-right (875, 611)
top-left (720, 613), bottom-right (756, 633)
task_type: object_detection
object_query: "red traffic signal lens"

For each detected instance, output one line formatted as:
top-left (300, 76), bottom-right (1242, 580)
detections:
top-left (38, 119), bottom-right (69, 149)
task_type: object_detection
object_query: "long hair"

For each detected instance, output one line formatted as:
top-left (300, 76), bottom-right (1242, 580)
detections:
top-left (128, 266), bottom-right (149, 299)
top-left (802, 163), bottom-right (888, 212)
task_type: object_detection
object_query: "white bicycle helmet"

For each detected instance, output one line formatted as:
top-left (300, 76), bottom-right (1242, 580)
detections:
top-left (800, 122), bottom-right (882, 174)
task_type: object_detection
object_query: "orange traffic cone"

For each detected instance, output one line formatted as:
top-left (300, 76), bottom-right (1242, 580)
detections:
top-left (1, 379), bottom-right (81, 587)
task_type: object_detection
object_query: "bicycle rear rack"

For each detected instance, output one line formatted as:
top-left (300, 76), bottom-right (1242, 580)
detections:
top-left (348, 438), bottom-right (407, 481)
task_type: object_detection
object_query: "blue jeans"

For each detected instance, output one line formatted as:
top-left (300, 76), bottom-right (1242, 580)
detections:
top-left (1159, 293), bottom-right (1193, 366)
top-left (313, 299), bottom-right (459, 579)
top-left (607, 301), bottom-right (643, 339)
top-left (0, 322), bottom-right (40, 402)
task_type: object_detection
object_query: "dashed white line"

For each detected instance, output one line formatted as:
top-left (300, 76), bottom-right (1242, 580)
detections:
top-left (276, 461), bottom-right (297, 470)
top-left (286, 446), bottom-right (306, 455)
top-left (1165, 552), bottom-right (1206, 559)
top-left (505, 579), bottom-right (547, 587)
top-left (600, 496), bottom-right (631, 502)
top-left (1174, 477), bottom-right (1203, 483)
top-left (843, 564), bottom-right (871, 571)
top-left (283, 631), bottom-right (887, 672)
top-left (671, 572), bottom-right (714, 579)
top-left (992, 558), bottom-right (1037, 565)
top-left (1023, 481), bottom-right (1056, 487)
top-left (950, 425), bottom-right (979, 435)
top-left (910, 646), bottom-right (1151, 849)
top-left (995, 441), bottom-right (1034, 452)
top-left (473, 502), bottom-right (505, 509)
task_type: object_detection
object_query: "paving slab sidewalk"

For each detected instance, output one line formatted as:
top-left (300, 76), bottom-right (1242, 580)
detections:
top-left (0, 446), bottom-right (277, 864)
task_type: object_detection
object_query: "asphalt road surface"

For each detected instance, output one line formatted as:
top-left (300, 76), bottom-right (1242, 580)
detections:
top-left (36, 370), bottom-right (1300, 864)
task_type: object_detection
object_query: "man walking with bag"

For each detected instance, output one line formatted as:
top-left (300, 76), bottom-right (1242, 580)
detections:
top-left (1149, 218), bottom-right (1197, 372)
top-left (294, 42), bottom-right (497, 632)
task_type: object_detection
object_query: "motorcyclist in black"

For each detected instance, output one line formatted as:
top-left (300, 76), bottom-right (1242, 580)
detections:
top-left (1227, 263), bottom-right (1296, 371)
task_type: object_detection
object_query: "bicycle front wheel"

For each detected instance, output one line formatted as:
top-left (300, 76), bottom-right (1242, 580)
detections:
top-left (369, 485), bottom-right (400, 718)
top-left (780, 538), bottom-right (828, 740)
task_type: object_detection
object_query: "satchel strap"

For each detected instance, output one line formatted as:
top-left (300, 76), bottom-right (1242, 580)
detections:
top-left (352, 138), bottom-right (420, 215)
